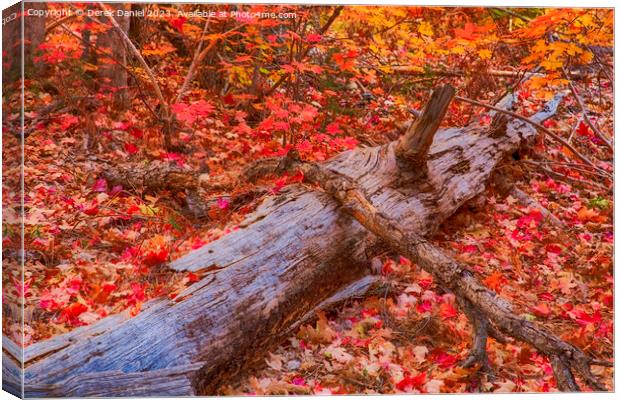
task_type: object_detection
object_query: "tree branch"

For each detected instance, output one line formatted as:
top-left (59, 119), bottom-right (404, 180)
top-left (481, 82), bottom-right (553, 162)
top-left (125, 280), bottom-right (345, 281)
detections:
top-left (175, 16), bottom-right (212, 104)
top-left (395, 85), bottom-right (455, 172)
top-left (561, 66), bottom-right (613, 151)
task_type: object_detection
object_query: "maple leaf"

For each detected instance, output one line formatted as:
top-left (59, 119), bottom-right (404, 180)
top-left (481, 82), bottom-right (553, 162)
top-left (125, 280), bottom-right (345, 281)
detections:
top-left (576, 121), bottom-right (591, 136)
top-left (92, 178), bottom-right (108, 193)
top-left (454, 23), bottom-right (482, 40)
top-left (412, 346), bottom-right (428, 363)
top-left (439, 301), bottom-right (458, 319)
top-left (143, 248), bottom-right (169, 267)
top-left (332, 52), bottom-right (356, 71)
top-left (217, 197), bottom-right (230, 210)
top-left (483, 271), bottom-right (506, 293)
top-left (305, 33), bottom-right (322, 43)
top-left (418, 21), bottom-right (433, 36)
top-left (58, 114), bottom-right (79, 130)
top-left (396, 371), bottom-right (426, 391)
top-left (280, 64), bottom-right (296, 74)
top-left (326, 122), bottom-right (342, 135)
top-left (124, 142), bottom-right (139, 155)
top-left (532, 303), bottom-right (551, 318)
top-left (59, 302), bottom-right (88, 325)
top-left (576, 207), bottom-right (605, 223)
top-left (169, 16), bottom-right (187, 33)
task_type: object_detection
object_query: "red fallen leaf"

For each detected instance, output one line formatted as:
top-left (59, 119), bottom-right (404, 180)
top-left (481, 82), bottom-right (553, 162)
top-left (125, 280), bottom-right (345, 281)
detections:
top-left (296, 140), bottom-right (313, 153)
top-left (543, 119), bottom-right (557, 128)
top-left (439, 301), bottom-right (458, 319)
top-left (602, 293), bottom-right (613, 307)
top-left (576, 121), bottom-right (591, 136)
top-left (128, 127), bottom-right (143, 139)
top-left (462, 244), bottom-right (477, 253)
top-left (569, 309), bottom-right (602, 327)
top-left (67, 277), bottom-right (82, 295)
top-left (483, 271), bottom-right (506, 293)
top-left (223, 93), bottom-right (235, 105)
top-left (92, 178), bottom-right (107, 192)
top-left (419, 276), bottom-right (433, 290)
top-left (188, 272), bottom-right (200, 283)
top-left (516, 210), bottom-right (543, 228)
top-left (124, 142), bottom-right (138, 155)
top-left (382, 259), bottom-right (395, 275)
top-left (545, 244), bottom-right (562, 254)
top-left (396, 371), bottom-right (427, 391)
top-left (434, 351), bottom-right (458, 369)
top-left (538, 292), bottom-right (555, 301)
top-left (216, 197), bottom-right (230, 210)
top-left (479, 114), bottom-right (491, 125)
top-left (83, 202), bottom-right (99, 216)
top-left (60, 302), bottom-right (88, 323)
top-left (58, 113), bottom-right (79, 130)
top-left (103, 283), bottom-right (116, 293)
top-left (399, 256), bottom-right (411, 266)
top-left (292, 376), bottom-right (306, 386)
top-left (127, 283), bottom-right (146, 306)
top-left (341, 137), bottom-right (359, 150)
top-left (161, 152), bottom-right (186, 167)
top-left (532, 303), bottom-right (551, 318)
top-left (143, 248), bottom-right (169, 267)
top-left (595, 322), bottom-right (612, 338)
top-left (326, 122), bottom-right (342, 135)
top-left (361, 308), bottom-right (379, 318)
top-left (416, 300), bottom-right (433, 314)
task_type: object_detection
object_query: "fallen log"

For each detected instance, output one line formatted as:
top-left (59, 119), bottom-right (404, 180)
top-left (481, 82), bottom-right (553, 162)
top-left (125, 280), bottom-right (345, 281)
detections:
top-left (9, 85), bottom-right (574, 396)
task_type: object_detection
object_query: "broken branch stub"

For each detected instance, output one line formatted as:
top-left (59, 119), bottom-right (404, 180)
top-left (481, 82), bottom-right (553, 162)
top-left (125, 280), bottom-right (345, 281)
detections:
top-left (395, 85), bottom-right (455, 174)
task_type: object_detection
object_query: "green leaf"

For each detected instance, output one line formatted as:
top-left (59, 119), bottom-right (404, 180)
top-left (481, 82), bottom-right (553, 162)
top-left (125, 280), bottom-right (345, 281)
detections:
top-left (588, 196), bottom-right (609, 210)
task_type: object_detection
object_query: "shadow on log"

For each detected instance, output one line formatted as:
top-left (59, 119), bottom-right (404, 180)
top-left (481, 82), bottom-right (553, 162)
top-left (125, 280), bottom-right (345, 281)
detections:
top-left (5, 85), bottom-right (607, 396)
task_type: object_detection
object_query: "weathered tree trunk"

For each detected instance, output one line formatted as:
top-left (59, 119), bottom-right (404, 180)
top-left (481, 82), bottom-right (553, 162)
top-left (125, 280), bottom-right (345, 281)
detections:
top-left (96, 3), bottom-right (130, 110)
top-left (7, 87), bottom-right (580, 396)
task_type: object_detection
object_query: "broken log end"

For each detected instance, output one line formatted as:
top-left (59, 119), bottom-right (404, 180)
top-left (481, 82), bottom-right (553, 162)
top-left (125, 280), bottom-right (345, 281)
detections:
top-left (395, 85), bottom-right (455, 174)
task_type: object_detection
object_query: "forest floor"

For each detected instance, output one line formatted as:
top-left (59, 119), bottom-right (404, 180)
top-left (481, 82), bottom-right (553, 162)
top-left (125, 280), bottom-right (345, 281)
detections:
top-left (1, 6), bottom-right (614, 394)
top-left (4, 79), bottom-right (613, 393)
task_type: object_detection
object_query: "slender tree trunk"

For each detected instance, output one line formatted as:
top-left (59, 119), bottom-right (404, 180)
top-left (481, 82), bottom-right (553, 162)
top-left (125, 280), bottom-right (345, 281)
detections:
top-left (96, 3), bottom-right (130, 110)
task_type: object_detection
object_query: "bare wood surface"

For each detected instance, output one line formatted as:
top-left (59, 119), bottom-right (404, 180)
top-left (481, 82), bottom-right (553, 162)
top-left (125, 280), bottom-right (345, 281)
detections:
top-left (394, 85), bottom-right (455, 172)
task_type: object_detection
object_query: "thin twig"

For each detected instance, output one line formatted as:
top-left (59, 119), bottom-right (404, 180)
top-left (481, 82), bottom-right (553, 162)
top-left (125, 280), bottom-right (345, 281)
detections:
top-left (567, 116), bottom-right (582, 144)
top-left (97, 2), bottom-right (168, 119)
top-left (525, 164), bottom-right (608, 191)
top-left (561, 66), bottom-right (613, 151)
